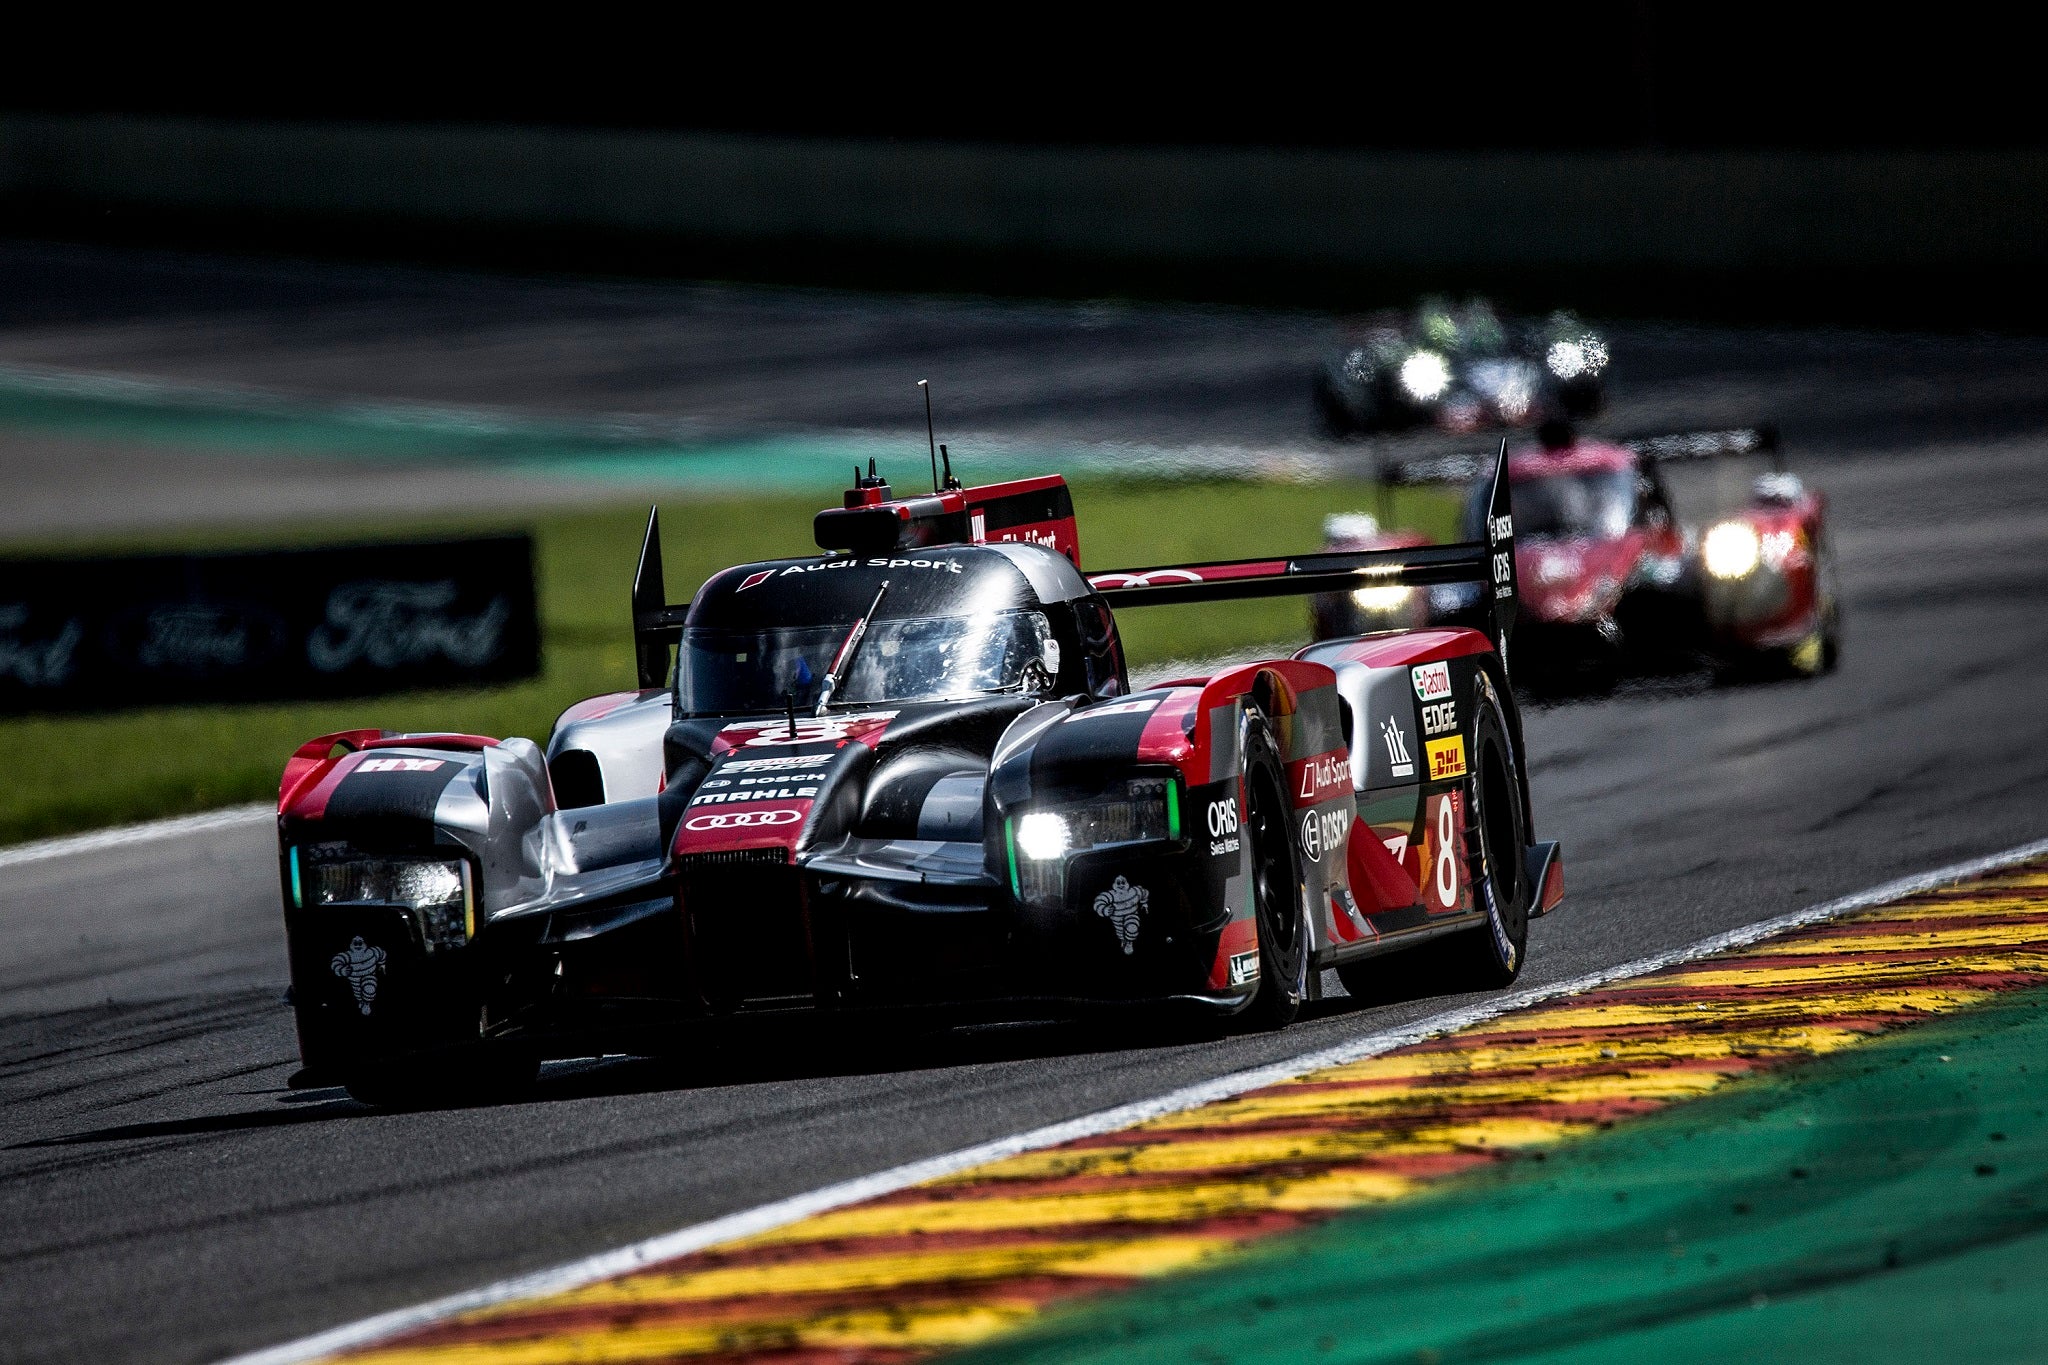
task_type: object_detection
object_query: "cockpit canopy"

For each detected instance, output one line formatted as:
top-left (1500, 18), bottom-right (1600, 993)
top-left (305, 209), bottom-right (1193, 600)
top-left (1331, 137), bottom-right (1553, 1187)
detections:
top-left (680, 543), bottom-right (1126, 714)
top-left (678, 610), bottom-right (1059, 716)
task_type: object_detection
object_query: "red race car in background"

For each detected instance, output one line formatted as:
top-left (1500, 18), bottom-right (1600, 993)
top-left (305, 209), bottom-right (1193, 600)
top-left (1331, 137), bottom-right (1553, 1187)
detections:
top-left (1311, 421), bottom-right (1842, 691)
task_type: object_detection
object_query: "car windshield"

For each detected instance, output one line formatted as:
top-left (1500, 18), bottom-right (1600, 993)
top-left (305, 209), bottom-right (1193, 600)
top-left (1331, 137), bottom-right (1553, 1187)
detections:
top-left (678, 610), bottom-right (1056, 716)
top-left (1512, 471), bottom-right (1637, 540)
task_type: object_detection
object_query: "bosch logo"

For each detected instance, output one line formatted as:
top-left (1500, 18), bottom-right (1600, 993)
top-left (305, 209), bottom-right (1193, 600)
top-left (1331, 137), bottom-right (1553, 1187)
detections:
top-left (1300, 807), bottom-right (1350, 864)
top-left (1207, 797), bottom-right (1239, 837)
top-left (684, 809), bottom-right (802, 832)
top-left (1489, 513), bottom-right (1514, 544)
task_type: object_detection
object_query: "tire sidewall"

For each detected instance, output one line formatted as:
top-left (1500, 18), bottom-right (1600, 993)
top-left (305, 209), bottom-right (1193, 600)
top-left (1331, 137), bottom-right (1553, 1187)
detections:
top-left (1469, 672), bottom-right (1531, 979)
top-left (1241, 706), bottom-right (1308, 1027)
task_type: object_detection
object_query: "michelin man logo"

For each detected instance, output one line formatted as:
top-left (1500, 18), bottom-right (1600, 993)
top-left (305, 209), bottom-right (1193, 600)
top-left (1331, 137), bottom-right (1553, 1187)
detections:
top-left (1092, 875), bottom-right (1150, 955)
top-left (330, 936), bottom-right (388, 1015)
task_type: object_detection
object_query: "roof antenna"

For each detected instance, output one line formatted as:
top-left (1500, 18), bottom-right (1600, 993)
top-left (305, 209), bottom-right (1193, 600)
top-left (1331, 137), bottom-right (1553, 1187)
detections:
top-left (919, 379), bottom-right (939, 492)
top-left (940, 442), bottom-right (960, 490)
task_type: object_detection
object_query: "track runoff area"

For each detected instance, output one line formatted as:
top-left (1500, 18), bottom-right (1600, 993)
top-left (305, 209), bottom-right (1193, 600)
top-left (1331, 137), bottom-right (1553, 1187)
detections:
top-left (229, 840), bottom-right (2048, 1365)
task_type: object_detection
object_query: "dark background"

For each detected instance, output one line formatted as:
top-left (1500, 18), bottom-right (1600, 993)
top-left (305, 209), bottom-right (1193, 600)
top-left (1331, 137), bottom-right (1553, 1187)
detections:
top-left (9, 8), bottom-right (2039, 149)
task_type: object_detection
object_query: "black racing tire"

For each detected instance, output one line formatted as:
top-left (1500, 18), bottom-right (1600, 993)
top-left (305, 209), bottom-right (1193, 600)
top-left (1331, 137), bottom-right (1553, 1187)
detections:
top-left (343, 1046), bottom-right (540, 1109)
top-left (1236, 707), bottom-right (1309, 1030)
top-left (1437, 672), bottom-right (1532, 988)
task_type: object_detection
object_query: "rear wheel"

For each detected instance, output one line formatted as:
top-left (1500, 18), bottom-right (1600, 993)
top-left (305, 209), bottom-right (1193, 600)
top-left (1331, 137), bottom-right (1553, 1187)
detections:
top-left (1237, 708), bottom-right (1308, 1030)
top-left (1438, 674), bottom-right (1531, 988)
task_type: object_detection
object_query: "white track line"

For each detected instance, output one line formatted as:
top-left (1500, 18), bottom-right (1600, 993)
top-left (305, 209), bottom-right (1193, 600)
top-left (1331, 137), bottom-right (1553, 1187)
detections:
top-left (0, 804), bottom-right (271, 872)
top-left (220, 834), bottom-right (2048, 1365)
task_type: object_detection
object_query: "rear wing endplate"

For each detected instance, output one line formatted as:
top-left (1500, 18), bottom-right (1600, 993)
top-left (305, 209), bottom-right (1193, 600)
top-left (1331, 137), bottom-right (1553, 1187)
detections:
top-left (632, 507), bottom-right (690, 690)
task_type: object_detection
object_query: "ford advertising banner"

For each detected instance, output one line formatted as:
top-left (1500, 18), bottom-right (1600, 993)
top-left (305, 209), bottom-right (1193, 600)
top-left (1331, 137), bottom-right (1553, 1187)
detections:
top-left (0, 536), bottom-right (539, 713)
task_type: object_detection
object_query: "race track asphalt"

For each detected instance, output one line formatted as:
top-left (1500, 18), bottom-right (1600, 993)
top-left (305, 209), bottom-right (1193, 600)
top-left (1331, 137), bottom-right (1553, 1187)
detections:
top-left (2, 241), bottom-right (2047, 1364)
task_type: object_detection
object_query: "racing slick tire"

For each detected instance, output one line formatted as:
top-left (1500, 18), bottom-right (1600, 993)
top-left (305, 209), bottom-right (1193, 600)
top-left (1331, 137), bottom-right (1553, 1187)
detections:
top-left (343, 1045), bottom-right (541, 1109)
top-left (1236, 707), bottom-right (1310, 1030)
top-left (1439, 673), bottom-right (1532, 987)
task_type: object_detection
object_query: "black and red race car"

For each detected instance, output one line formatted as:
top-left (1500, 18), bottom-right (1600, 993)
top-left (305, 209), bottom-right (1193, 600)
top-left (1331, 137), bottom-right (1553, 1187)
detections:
top-left (276, 455), bottom-right (1562, 1103)
top-left (1311, 423), bottom-right (1842, 689)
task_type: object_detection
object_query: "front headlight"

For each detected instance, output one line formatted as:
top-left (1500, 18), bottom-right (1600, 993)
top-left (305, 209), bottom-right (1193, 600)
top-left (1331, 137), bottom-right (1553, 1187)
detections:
top-left (1397, 350), bottom-right (1452, 401)
top-left (296, 852), bottom-right (474, 950)
top-left (1005, 775), bottom-right (1179, 903)
top-left (1351, 584), bottom-right (1412, 612)
top-left (1703, 521), bottom-right (1763, 579)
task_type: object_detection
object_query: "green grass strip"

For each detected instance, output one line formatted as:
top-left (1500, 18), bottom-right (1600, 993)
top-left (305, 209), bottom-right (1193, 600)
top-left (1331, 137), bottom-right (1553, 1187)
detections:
top-left (958, 985), bottom-right (2048, 1365)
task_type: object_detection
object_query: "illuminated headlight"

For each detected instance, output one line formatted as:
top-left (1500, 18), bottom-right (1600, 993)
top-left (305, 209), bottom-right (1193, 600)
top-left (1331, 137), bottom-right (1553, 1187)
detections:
top-left (297, 852), bottom-right (474, 951)
top-left (1546, 339), bottom-right (1586, 379)
top-left (1351, 584), bottom-right (1412, 612)
top-left (1006, 775), bottom-right (1180, 903)
top-left (1703, 521), bottom-right (1763, 580)
top-left (1015, 812), bottom-right (1072, 861)
top-left (1397, 350), bottom-right (1452, 401)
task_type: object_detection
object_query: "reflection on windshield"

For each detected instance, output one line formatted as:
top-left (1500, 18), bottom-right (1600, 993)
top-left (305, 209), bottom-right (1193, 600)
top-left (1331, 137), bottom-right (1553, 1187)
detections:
top-left (679, 610), bottom-right (1056, 716)
top-left (1513, 472), bottom-right (1636, 540)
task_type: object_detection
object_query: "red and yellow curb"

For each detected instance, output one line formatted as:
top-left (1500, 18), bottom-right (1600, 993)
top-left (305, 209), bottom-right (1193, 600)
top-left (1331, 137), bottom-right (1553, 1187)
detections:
top-left (334, 862), bottom-right (2048, 1364)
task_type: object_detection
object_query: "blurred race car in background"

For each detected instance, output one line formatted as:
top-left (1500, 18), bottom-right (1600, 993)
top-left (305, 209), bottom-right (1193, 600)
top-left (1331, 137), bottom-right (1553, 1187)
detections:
top-left (1314, 297), bottom-right (1608, 436)
top-left (1310, 422), bottom-right (1842, 691)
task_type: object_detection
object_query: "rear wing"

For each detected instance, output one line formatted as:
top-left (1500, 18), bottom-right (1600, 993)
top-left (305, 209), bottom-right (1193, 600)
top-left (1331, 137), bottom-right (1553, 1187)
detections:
top-left (1622, 425), bottom-right (1782, 468)
top-left (1088, 439), bottom-right (1519, 649)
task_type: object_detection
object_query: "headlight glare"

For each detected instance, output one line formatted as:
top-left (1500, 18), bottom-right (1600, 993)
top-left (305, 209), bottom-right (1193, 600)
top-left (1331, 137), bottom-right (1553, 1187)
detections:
top-left (1398, 350), bottom-right (1452, 401)
top-left (1351, 584), bottom-right (1411, 611)
top-left (1703, 521), bottom-right (1763, 579)
top-left (1015, 812), bottom-right (1071, 861)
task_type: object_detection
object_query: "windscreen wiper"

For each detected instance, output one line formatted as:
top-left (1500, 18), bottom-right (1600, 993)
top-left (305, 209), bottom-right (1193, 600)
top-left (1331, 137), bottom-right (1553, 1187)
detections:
top-left (814, 579), bottom-right (889, 715)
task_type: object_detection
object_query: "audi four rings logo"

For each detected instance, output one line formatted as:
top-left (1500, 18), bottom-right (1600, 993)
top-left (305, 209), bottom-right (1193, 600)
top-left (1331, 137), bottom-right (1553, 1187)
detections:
top-left (684, 808), bottom-right (803, 831)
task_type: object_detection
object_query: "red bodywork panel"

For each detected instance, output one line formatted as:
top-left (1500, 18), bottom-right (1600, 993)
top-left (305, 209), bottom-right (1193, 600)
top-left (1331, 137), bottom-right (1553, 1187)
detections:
top-left (278, 730), bottom-right (499, 817)
top-left (1299, 627), bottom-right (1494, 671)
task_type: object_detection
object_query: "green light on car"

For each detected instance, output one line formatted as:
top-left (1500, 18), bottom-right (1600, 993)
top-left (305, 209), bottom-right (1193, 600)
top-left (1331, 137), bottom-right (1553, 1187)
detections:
top-left (289, 846), bottom-right (302, 909)
top-left (1166, 779), bottom-right (1181, 840)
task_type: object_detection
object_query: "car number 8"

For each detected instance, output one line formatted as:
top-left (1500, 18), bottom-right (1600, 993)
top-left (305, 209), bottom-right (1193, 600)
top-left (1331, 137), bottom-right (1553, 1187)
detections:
top-left (1435, 795), bottom-right (1457, 907)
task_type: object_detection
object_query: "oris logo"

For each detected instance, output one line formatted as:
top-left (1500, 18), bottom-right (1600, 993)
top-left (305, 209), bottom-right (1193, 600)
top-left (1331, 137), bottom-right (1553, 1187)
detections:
top-left (1206, 797), bottom-right (1239, 837)
top-left (684, 808), bottom-right (803, 832)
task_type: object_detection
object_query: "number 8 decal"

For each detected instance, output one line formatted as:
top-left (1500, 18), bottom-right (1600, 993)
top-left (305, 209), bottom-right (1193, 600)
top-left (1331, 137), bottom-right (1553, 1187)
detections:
top-left (1435, 793), bottom-right (1458, 908)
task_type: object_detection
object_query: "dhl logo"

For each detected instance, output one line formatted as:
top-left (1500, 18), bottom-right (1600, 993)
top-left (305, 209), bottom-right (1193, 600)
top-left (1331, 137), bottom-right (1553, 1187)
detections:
top-left (1426, 734), bottom-right (1467, 781)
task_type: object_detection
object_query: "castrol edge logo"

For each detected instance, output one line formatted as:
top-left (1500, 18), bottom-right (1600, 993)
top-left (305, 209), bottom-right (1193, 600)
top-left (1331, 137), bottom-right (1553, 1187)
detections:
top-left (1411, 661), bottom-right (1451, 701)
top-left (683, 807), bottom-right (803, 832)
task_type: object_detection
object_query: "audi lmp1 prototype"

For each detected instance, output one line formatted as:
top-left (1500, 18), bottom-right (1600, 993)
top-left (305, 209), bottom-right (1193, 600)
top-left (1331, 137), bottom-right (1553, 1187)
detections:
top-left (277, 455), bottom-right (1562, 1103)
top-left (1310, 423), bottom-right (1842, 689)
top-left (1314, 298), bottom-right (1608, 436)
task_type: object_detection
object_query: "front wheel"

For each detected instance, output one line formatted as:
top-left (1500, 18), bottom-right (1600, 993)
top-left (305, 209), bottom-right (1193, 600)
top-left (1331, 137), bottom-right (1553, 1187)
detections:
top-left (1236, 707), bottom-right (1308, 1030)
